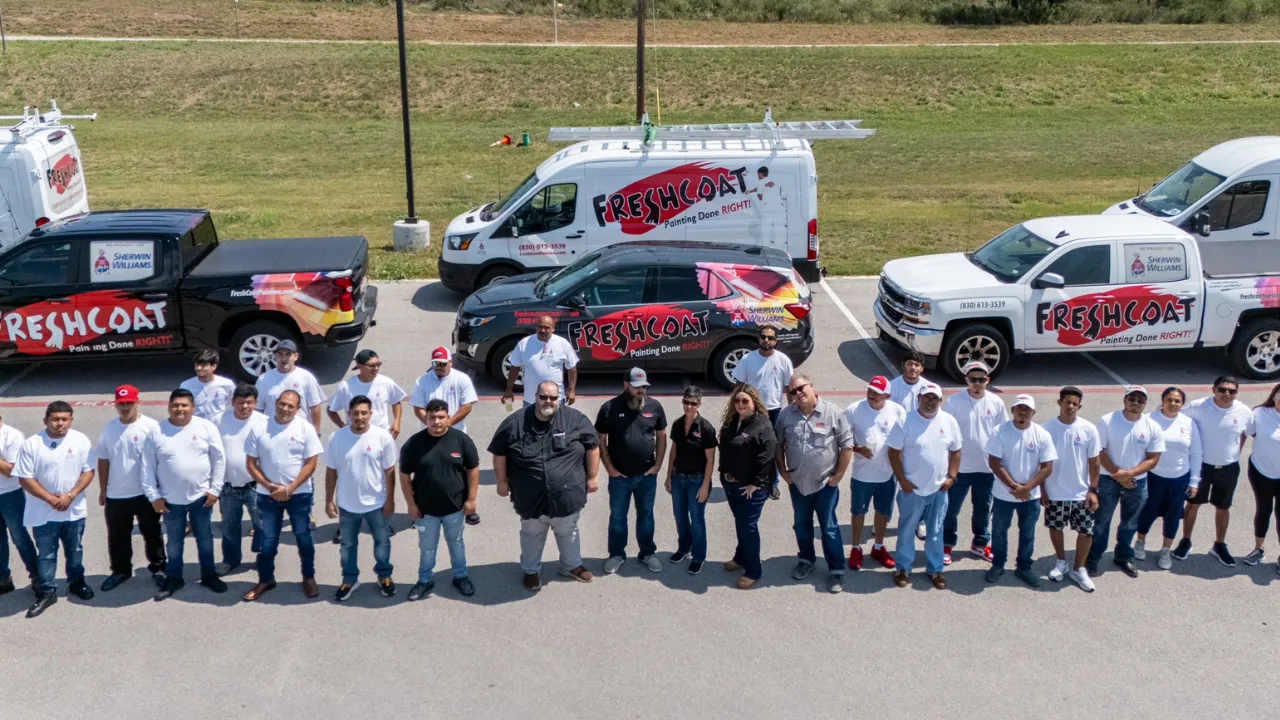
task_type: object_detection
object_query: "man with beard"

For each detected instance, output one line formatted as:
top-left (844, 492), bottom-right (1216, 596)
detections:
top-left (410, 346), bottom-right (480, 525)
top-left (597, 368), bottom-right (667, 575)
top-left (489, 381), bottom-right (599, 591)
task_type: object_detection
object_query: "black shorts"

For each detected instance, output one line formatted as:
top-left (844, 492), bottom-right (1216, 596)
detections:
top-left (1190, 462), bottom-right (1240, 510)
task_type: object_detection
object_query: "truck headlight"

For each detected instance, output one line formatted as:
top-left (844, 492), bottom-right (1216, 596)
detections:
top-left (463, 315), bottom-right (495, 328)
top-left (447, 233), bottom-right (479, 251)
top-left (906, 299), bottom-right (931, 324)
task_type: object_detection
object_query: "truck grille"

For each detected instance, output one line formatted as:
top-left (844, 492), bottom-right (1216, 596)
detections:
top-left (879, 277), bottom-right (911, 309)
top-left (878, 297), bottom-right (904, 325)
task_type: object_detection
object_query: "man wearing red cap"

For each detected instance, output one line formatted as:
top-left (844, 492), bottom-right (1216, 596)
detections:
top-left (93, 385), bottom-right (166, 592)
top-left (843, 376), bottom-right (906, 571)
top-left (411, 346), bottom-right (480, 524)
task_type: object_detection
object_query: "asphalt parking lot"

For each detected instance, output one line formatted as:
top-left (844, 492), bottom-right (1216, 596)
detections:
top-left (1, 278), bottom-right (1275, 720)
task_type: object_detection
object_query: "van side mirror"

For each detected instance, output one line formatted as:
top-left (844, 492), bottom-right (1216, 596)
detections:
top-left (1033, 272), bottom-right (1065, 290)
top-left (509, 217), bottom-right (520, 238)
top-left (1191, 211), bottom-right (1211, 238)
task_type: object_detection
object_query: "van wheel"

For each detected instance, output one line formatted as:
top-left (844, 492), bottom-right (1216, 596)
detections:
top-left (477, 265), bottom-right (520, 289)
top-left (489, 337), bottom-right (524, 389)
top-left (711, 338), bottom-right (756, 390)
top-left (1232, 318), bottom-right (1280, 380)
top-left (940, 323), bottom-right (1009, 383)
top-left (226, 320), bottom-right (301, 381)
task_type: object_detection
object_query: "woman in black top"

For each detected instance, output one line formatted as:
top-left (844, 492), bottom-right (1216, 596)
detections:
top-left (719, 383), bottom-right (777, 589)
top-left (664, 386), bottom-right (718, 575)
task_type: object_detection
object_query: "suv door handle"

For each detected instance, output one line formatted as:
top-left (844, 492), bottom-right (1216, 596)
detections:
top-left (1254, 231), bottom-right (1271, 237)
top-left (564, 232), bottom-right (583, 239)
top-left (47, 297), bottom-right (71, 304)
top-left (1092, 295), bottom-right (1114, 301)
top-left (140, 292), bottom-right (168, 300)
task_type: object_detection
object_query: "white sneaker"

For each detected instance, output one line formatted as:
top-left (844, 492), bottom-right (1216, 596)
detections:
top-left (641, 555), bottom-right (662, 573)
top-left (1068, 567), bottom-right (1096, 593)
top-left (1048, 559), bottom-right (1069, 582)
top-left (1133, 538), bottom-right (1146, 561)
top-left (915, 522), bottom-right (927, 541)
top-left (1157, 548), bottom-right (1173, 570)
top-left (603, 556), bottom-right (625, 574)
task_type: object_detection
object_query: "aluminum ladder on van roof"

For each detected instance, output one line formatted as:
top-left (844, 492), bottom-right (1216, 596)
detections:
top-left (2, 100), bottom-right (97, 142)
top-left (548, 109), bottom-right (874, 146)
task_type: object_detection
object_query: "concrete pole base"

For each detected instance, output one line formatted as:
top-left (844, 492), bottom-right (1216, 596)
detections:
top-left (392, 219), bottom-right (430, 252)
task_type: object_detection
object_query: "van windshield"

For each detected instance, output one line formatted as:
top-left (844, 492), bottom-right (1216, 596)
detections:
top-left (485, 172), bottom-right (539, 221)
top-left (537, 251), bottom-right (602, 298)
top-left (968, 224), bottom-right (1056, 283)
top-left (1135, 162), bottom-right (1226, 218)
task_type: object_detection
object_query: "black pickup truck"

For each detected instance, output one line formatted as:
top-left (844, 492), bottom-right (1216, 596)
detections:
top-left (0, 210), bottom-right (376, 379)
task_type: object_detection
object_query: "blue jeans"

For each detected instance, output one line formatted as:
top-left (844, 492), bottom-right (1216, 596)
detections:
top-left (0, 488), bottom-right (37, 581)
top-left (32, 519), bottom-right (86, 596)
top-left (725, 483), bottom-right (769, 580)
top-left (338, 508), bottom-right (393, 585)
top-left (895, 489), bottom-right (949, 574)
top-left (1087, 475), bottom-right (1149, 568)
top-left (671, 472), bottom-right (708, 563)
top-left (991, 498), bottom-right (1040, 572)
top-left (256, 492), bottom-right (315, 584)
top-left (768, 408), bottom-right (781, 487)
top-left (1136, 472), bottom-right (1190, 541)
top-left (415, 512), bottom-right (468, 584)
top-left (164, 500), bottom-right (216, 581)
top-left (607, 473), bottom-right (657, 559)
top-left (790, 483), bottom-right (845, 574)
top-left (219, 484), bottom-right (262, 567)
top-left (943, 472), bottom-right (994, 548)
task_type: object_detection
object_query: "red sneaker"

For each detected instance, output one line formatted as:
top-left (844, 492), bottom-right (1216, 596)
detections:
top-left (970, 544), bottom-right (994, 562)
top-left (847, 546), bottom-right (864, 571)
top-left (943, 546), bottom-right (953, 566)
top-left (869, 545), bottom-right (895, 569)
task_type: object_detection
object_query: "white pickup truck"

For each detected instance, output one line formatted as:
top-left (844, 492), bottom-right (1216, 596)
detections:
top-left (874, 214), bottom-right (1280, 382)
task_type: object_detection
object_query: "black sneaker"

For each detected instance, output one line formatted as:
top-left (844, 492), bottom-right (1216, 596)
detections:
top-left (1113, 559), bottom-right (1139, 578)
top-left (1171, 538), bottom-right (1192, 561)
top-left (769, 485), bottom-right (781, 500)
top-left (100, 573), bottom-right (130, 592)
top-left (378, 577), bottom-right (396, 597)
top-left (67, 580), bottom-right (95, 601)
top-left (0, 574), bottom-right (15, 595)
top-left (1014, 568), bottom-right (1041, 588)
top-left (26, 592), bottom-right (56, 618)
top-left (1210, 542), bottom-right (1236, 567)
top-left (687, 560), bottom-right (704, 575)
top-left (1243, 548), bottom-right (1264, 566)
top-left (335, 582), bottom-right (359, 602)
top-left (200, 576), bottom-right (228, 593)
top-left (407, 580), bottom-right (435, 601)
top-left (465, 513), bottom-right (481, 526)
top-left (669, 551), bottom-right (688, 564)
top-left (452, 577), bottom-right (475, 597)
top-left (152, 570), bottom-right (168, 589)
top-left (153, 577), bottom-right (184, 601)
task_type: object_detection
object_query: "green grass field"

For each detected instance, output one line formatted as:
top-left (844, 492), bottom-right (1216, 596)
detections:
top-left (3, 39), bottom-right (1278, 278)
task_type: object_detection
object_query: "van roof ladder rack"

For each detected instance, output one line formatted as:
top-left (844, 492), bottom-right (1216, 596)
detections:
top-left (548, 109), bottom-right (874, 147)
top-left (2, 100), bottom-right (98, 142)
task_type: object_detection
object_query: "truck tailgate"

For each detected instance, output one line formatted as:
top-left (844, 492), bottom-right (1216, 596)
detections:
top-left (186, 237), bottom-right (367, 277)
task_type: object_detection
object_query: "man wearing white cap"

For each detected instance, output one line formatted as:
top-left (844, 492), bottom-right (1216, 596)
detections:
top-left (844, 376), bottom-right (906, 571)
top-left (1087, 386), bottom-right (1165, 578)
top-left (598, 368), bottom-right (667, 574)
top-left (503, 315), bottom-right (579, 409)
top-left (984, 394), bottom-right (1056, 587)
top-left (411, 346), bottom-right (480, 525)
top-left (941, 360), bottom-right (1007, 566)
top-left (886, 381), bottom-right (961, 589)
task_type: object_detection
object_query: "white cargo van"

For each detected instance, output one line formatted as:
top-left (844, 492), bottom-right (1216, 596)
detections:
top-left (1103, 136), bottom-right (1280, 242)
top-left (438, 115), bottom-right (874, 292)
top-left (0, 102), bottom-right (95, 251)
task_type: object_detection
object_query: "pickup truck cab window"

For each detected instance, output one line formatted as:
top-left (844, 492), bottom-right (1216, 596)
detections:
top-left (1042, 244), bottom-right (1112, 286)
top-left (969, 224), bottom-right (1056, 283)
top-left (0, 241), bottom-right (72, 286)
top-left (1137, 162), bottom-right (1226, 218)
top-left (1204, 180), bottom-right (1270, 231)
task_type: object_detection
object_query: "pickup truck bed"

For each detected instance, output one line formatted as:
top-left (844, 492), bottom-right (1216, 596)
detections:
top-left (1203, 239), bottom-right (1280, 279)
top-left (187, 236), bottom-right (367, 277)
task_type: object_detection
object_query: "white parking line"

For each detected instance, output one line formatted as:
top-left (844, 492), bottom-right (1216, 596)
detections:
top-left (0, 363), bottom-right (40, 397)
top-left (818, 278), bottom-right (895, 374)
top-left (1077, 352), bottom-right (1130, 387)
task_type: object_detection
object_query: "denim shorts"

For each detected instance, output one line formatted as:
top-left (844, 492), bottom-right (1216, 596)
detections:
top-left (850, 479), bottom-right (895, 519)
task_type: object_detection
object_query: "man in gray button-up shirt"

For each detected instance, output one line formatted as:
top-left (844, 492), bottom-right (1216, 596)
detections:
top-left (776, 374), bottom-right (854, 593)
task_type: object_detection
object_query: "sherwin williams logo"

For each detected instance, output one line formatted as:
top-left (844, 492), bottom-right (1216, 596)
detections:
top-left (1130, 253), bottom-right (1146, 277)
top-left (591, 163), bottom-right (749, 235)
top-left (48, 154), bottom-right (81, 195)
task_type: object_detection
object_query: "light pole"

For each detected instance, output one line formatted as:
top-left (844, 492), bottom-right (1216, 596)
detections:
top-left (636, 0), bottom-right (645, 122)
top-left (391, 0), bottom-right (429, 251)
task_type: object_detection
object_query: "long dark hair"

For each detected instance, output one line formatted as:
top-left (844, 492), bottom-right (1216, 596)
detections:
top-left (1257, 383), bottom-right (1280, 411)
top-left (721, 383), bottom-right (766, 429)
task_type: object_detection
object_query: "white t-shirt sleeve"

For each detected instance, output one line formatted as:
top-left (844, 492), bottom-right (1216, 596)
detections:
top-left (206, 421), bottom-right (226, 494)
top-left (1147, 418), bottom-right (1167, 454)
top-left (1246, 406), bottom-right (1257, 437)
top-left (244, 426), bottom-right (261, 459)
top-left (946, 416), bottom-right (963, 452)
top-left (781, 354), bottom-right (795, 382)
top-left (409, 378), bottom-right (428, 409)
top-left (387, 381), bottom-right (409, 406)
top-left (459, 376), bottom-right (479, 406)
top-left (1096, 413), bottom-right (1111, 450)
top-left (731, 354), bottom-right (749, 384)
top-left (380, 433), bottom-right (398, 471)
top-left (1038, 426), bottom-right (1059, 464)
top-left (1188, 420), bottom-right (1203, 486)
top-left (140, 431), bottom-right (161, 502)
top-left (253, 375), bottom-right (270, 411)
top-left (885, 420), bottom-right (905, 451)
top-left (327, 383), bottom-right (350, 413)
top-left (12, 441), bottom-right (36, 480)
top-left (303, 423), bottom-right (324, 459)
top-left (984, 429), bottom-right (1005, 460)
top-left (304, 374), bottom-right (326, 408)
top-left (508, 337), bottom-right (527, 368)
top-left (560, 337), bottom-right (579, 369)
top-left (92, 428), bottom-right (109, 463)
top-left (1086, 424), bottom-right (1102, 459)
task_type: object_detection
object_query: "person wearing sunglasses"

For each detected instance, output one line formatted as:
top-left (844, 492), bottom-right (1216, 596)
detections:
top-left (1087, 386), bottom-right (1165, 579)
top-left (776, 375), bottom-right (854, 593)
top-left (1179, 375), bottom-right (1253, 565)
top-left (941, 361), bottom-right (1008, 566)
top-left (410, 347), bottom-right (480, 525)
top-left (1243, 384), bottom-right (1280, 570)
top-left (1133, 387), bottom-right (1202, 570)
top-left (730, 326), bottom-right (794, 500)
top-left (664, 386), bottom-right (718, 575)
top-left (718, 384), bottom-right (778, 589)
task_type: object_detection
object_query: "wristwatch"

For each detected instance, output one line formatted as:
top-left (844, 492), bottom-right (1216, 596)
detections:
top-left (1087, 487), bottom-right (1099, 494)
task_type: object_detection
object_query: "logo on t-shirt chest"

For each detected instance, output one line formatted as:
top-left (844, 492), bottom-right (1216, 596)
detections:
top-left (449, 451), bottom-right (462, 458)
top-left (1136, 432), bottom-right (1148, 445)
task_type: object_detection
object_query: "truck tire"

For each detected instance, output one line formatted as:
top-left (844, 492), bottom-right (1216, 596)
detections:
top-left (710, 338), bottom-right (756, 390)
top-left (477, 264), bottom-right (520, 290)
top-left (226, 320), bottom-right (302, 381)
top-left (489, 337), bottom-right (524, 390)
top-left (940, 323), bottom-right (1010, 383)
top-left (1232, 318), bottom-right (1280, 380)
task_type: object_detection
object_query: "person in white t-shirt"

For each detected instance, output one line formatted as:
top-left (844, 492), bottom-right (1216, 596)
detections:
top-left (844, 376), bottom-right (906, 571)
top-left (984, 394), bottom-right (1056, 588)
top-left (254, 340), bottom-right (326, 431)
top-left (0, 414), bottom-right (36, 597)
top-left (143, 388), bottom-right (227, 600)
top-left (731, 325), bottom-right (794, 499)
top-left (888, 352), bottom-right (928, 414)
top-left (1244, 385), bottom-right (1280, 570)
top-left (214, 383), bottom-right (268, 577)
top-left (327, 348), bottom-right (407, 437)
top-left (325, 394), bottom-right (398, 602)
top-left (180, 349), bottom-right (238, 421)
top-left (243, 389), bottom-right (324, 603)
top-left (1134, 387), bottom-right (1202, 570)
top-left (93, 385), bottom-right (165, 593)
top-left (1041, 386), bottom-right (1102, 592)
top-left (941, 361), bottom-right (1008, 565)
top-left (503, 315), bottom-right (579, 408)
top-left (1087, 386), bottom-right (1165, 578)
top-left (412, 347), bottom-right (481, 525)
top-left (14, 401), bottom-right (95, 618)
top-left (1179, 375), bottom-right (1253, 565)
top-left (886, 382), bottom-right (961, 589)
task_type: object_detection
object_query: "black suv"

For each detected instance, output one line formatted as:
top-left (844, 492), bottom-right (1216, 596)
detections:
top-left (451, 241), bottom-right (814, 389)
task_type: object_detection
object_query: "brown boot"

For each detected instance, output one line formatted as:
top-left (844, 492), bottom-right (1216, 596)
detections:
top-left (723, 560), bottom-right (743, 572)
top-left (242, 582), bottom-right (276, 602)
top-left (736, 576), bottom-right (757, 590)
top-left (559, 565), bottom-right (593, 583)
top-left (302, 578), bottom-right (320, 598)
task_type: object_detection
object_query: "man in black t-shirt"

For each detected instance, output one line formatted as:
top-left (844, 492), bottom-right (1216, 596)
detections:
top-left (596, 368), bottom-right (668, 576)
top-left (399, 399), bottom-right (479, 601)
top-left (489, 381), bottom-right (599, 592)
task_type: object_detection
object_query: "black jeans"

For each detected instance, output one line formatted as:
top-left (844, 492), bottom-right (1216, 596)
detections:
top-left (104, 495), bottom-right (166, 576)
top-left (1247, 462), bottom-right (1280, 540)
